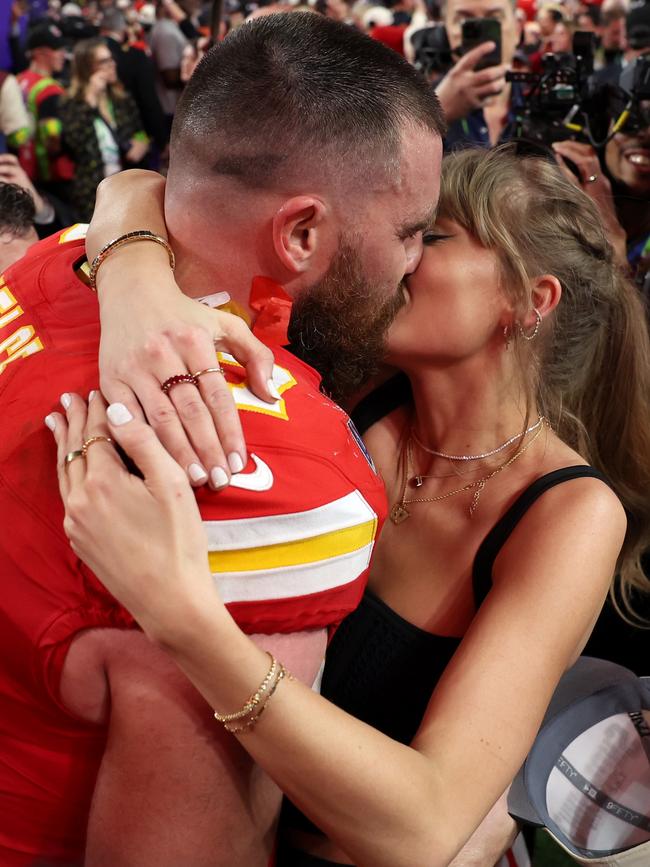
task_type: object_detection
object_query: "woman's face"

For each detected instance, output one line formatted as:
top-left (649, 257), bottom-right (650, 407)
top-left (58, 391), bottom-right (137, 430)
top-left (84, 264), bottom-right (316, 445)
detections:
top-left (386, 219), bottom-right (511, 368)
top-left (92, 46), bottom-right (117, 85)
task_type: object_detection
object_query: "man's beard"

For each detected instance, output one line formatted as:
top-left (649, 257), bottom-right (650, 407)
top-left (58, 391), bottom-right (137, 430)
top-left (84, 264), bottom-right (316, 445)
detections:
top-left (288, 241), bottom-right (406, 404)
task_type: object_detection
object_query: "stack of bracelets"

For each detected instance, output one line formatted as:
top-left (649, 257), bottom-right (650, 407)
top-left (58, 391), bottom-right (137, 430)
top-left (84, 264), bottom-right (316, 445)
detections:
top-left (214, 653), bottom-right (292, 734)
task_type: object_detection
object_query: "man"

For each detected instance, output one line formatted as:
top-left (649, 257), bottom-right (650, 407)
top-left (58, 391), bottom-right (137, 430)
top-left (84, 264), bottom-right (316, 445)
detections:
top-left (149, 0), bottom-right (188, 133)
top-left (433, 0), bottom-right (519, 148)
top-left (0, 14), bottom-right (443, 866)
top-left (99, 8), bottom-right (167, 152)
top-left (0, 181), bottom-right (38, 272)
top-left (16, 21), bottom-right (73, 196)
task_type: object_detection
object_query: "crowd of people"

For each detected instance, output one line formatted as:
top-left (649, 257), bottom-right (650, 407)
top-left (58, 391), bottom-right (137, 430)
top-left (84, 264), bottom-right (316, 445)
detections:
top-left (1, 1), bottom-right (649, 867)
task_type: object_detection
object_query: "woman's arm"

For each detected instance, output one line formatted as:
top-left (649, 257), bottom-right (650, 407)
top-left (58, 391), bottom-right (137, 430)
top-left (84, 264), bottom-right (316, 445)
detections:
top-left (49, 399), bottom-right (626, 867)
top-left (86, 169), bottom-right (275, 487)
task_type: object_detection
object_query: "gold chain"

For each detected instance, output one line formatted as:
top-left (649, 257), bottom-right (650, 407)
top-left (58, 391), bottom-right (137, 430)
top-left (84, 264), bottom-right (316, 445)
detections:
top-left (390, 421), bottom-right (546, 524)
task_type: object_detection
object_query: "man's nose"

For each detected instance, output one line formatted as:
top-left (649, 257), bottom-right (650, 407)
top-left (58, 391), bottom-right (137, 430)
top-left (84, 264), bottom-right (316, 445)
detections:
top-left (404, 235), bottom-right (424, 274)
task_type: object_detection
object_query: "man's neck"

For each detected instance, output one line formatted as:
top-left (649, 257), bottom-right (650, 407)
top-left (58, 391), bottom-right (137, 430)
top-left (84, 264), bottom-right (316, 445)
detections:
top-left (30, 61), bottom-right (53, 78)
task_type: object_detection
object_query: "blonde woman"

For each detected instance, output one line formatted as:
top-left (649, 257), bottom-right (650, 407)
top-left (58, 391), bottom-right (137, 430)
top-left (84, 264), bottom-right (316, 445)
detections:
top-left (49, 148), bottom-right (650, 866)
top-left (60, 38), bottom-right (149, 221)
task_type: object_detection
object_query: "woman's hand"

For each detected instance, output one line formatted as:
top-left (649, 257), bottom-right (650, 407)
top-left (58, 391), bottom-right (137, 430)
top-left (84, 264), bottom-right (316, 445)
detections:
top-left (46, 392), bottom-right (218, 642)
top-left (552, 140), bottom-right (628, 265)
top-left (125, 138), bottom-right (149, 164)
top-left (88, 170), bottom-right (276, 491)
top-left (85, 70), bottom-right (108, 106)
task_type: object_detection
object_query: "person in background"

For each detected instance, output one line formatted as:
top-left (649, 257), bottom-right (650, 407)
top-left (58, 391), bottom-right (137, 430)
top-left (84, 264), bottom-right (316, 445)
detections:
top-left (434, 0), bottom-right (518, 148)
top-left (99, 7), bottom-right (167, 154)
top-left (548, 14), bottom-right (573, 53)
top-left (0, 70), bottom-right (31, 152)
top-left (0, 152), bottom-right (61, 237)
top-left (535, 2), bottom-right (564, 46)
top-left (598, 0), bottom-right (627, 69)
top-left (16, 21), bottom-right (74, 201)
top-left (149, 0), bottom-right (188, 134)
top-left (59, 37), bottom-right (148, 222)
top-left (0, 181), bottom-right (38, 272)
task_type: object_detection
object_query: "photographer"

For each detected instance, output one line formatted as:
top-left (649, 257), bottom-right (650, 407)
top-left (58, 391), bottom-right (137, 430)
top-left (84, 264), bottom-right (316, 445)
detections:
top-left (552, 55), bottom-right (650, 289)
top-left (432, 0), bottom-right (518, 148)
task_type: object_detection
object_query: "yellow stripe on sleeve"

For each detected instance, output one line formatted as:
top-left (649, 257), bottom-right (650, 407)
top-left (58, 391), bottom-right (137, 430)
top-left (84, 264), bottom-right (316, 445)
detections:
top-left (208, 517), bottom-right (377, 574)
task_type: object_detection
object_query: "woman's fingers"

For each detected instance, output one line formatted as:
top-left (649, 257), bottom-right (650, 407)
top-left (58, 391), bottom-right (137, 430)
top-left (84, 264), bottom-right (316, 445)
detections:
top-left (82, 391), bottom-right (128, 476)
top-left (212, 313), bottom-right (276, 404)
top-left (106, 402), bottom-right (191, 494)
top-left (58, 392), bottom-right (89, 488)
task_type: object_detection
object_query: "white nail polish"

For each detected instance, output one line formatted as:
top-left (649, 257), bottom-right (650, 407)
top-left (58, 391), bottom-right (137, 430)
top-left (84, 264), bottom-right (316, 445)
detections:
top-left (60, 393), bottom-right (71, 410)
top-left (210, 466), bottom-right (229, 488)
top-left (107, 403), bottom-right (133, 426)
top-left (267, 379), bottom-right (281, 401)
top-left (88, 390), bottom-right (97, 402)
top-left (188, 463), bottom-right (208, 483)
top-left (228, 452), bottom-right (244, 474)
top-left (44, 414), bottom-right (56, 431)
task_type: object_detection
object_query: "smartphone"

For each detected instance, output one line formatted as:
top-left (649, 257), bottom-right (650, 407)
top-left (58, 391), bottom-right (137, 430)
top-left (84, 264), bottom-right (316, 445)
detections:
top-left (461, 18), bottom-right (502, 70)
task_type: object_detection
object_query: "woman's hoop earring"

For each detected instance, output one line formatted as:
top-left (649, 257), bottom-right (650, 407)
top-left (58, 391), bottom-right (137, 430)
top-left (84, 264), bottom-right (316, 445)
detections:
top-left (517, 307), bottom-right (542, 341)
top-left (503, 324), bottom-right (512, 350)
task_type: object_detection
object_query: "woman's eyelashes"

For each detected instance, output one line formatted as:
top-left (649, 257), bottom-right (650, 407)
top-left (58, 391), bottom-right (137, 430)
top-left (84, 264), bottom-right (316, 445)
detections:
top-left (423, 232), bottom-right (453, 246)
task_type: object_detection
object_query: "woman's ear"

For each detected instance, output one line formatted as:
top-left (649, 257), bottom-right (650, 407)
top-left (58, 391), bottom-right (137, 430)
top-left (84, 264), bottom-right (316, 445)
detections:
top-left (272, 196), bottom-right (329, 274)
top-left (529, 273), bottom-right (562, 326)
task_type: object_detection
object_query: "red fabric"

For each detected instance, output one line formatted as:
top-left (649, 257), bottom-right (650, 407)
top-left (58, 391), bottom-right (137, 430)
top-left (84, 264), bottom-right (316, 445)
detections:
top-left (250, 275), bottom-right (293, 346)
top-left (369, 24), bottom-right (407, 56)
top-left (0, 230), bottom-right (386, 865)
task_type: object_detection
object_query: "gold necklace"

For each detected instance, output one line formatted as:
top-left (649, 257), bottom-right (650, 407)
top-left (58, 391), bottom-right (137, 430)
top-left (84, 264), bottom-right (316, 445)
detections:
top-left (390, 421), bottom-right (546, 524)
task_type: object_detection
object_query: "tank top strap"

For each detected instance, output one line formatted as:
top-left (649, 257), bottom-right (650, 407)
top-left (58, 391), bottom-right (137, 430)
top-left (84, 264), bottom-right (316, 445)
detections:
top-left (472, 466), bottom-right (611, 609)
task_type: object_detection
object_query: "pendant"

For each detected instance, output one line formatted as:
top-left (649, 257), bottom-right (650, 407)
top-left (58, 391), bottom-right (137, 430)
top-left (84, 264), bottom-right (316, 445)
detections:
top-left (410, 475), bottom-right (424, 488)
top-left (468, 480), bottom-right (486, 518)
top-left (390, 502), bottom-right (410, 524)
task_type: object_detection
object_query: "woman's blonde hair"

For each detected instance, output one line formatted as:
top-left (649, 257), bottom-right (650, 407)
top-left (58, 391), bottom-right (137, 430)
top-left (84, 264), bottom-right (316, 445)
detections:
top-left (438, 146), bottom-right (650, 617)
top-left (67, 37), bottom-right (124, 102)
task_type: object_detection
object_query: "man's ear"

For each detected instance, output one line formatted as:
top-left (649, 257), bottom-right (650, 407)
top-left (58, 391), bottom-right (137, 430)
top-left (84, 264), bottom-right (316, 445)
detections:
top-left (272, 196), bottom-right (330, 274)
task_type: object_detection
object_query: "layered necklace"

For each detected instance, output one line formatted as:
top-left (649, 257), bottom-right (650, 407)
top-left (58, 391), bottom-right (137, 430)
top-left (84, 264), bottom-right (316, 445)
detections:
top-left (390, 417), bottom-right (546, 524)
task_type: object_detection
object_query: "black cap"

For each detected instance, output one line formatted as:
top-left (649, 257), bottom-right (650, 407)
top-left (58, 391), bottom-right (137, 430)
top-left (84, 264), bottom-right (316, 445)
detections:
top-left (26, 22), bottom-right (66, 51)
top-left (627, 0), bottom-right (650, 50)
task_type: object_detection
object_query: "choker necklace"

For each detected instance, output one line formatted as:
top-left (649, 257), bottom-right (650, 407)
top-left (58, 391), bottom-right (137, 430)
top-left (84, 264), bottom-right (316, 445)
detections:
top-left (411, 415), bottom-right (544, 463)
top-left (390, 421), bottom-right (546, 524)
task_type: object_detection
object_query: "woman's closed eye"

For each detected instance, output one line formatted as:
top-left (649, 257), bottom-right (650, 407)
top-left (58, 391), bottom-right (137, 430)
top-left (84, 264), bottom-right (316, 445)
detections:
top-left (423, 231), bottom-right (453, 246)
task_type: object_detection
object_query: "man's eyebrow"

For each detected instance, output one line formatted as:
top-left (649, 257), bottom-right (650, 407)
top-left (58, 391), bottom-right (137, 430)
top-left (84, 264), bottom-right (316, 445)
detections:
top-left (397, 206), bottom-right (438, 238)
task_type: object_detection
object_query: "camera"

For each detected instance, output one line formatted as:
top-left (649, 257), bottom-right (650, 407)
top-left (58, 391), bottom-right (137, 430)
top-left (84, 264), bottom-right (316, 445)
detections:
top-left (506, 32), bottom-right (597, 146)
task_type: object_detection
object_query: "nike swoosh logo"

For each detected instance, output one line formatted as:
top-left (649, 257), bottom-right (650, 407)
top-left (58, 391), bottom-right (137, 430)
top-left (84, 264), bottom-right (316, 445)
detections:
top-left (229, 454), bottom-right (274, 492)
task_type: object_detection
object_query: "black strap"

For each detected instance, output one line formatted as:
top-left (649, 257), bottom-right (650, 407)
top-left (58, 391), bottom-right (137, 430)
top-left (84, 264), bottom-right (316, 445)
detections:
top-left (350, 374), bottom-right (410, 436)
top-left (472, 466), bottom-right (611, 608)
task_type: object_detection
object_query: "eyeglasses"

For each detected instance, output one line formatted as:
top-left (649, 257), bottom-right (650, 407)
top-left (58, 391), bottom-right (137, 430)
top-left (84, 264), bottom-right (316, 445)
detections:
top-left (94, 56), bottom-right (115, 66)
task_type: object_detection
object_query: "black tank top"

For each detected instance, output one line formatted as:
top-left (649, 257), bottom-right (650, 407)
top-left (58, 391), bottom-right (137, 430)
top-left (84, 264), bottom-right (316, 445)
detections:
top-left (281, 464), bottom-right (610, 839)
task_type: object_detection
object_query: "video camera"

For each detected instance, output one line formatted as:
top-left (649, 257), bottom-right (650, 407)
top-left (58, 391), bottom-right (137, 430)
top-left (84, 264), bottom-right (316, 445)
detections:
top-left (506, 32), bottom-right (650, 147)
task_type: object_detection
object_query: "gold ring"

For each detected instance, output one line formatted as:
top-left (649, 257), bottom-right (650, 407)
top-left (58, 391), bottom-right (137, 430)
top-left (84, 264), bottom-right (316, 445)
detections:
top-left (193, 366), bottom-right (224, 378)
top-left (81, 435), bottom-right (114, 456)
top-left (64, 449), bottom-right (85, 466)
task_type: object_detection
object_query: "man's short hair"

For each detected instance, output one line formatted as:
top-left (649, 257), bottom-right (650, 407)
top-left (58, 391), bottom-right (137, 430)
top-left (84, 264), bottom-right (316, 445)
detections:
top-left (0, 183), bottom-right (35, 237)
top-left (172, 13), bottom-right (445, 191)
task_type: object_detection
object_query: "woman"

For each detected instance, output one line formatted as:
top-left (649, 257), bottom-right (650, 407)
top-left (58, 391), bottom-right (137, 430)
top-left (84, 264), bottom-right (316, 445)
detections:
top-left (60, 38), bottom-right (149, 222)
top-left (47, 148), bottom-right (650, 866)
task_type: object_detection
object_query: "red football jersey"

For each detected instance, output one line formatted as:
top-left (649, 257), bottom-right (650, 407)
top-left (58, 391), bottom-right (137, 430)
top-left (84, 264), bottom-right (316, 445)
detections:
top-left (0, 227), bottom-right (387, 865)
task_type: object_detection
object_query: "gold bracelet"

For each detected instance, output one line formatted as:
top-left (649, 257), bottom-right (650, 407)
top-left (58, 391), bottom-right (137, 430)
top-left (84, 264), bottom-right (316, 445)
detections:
top-left (88, 230), bottom-right (175, 291)
top-left (224, 666), bottom-right (289, 734)
top-left (213, 653), bottom-right (278, 723)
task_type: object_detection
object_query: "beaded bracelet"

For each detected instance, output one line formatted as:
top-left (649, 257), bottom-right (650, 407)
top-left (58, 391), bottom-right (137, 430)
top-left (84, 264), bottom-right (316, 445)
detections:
top-left (88, 230), bottom-right (175, 291)
top-left (214, 653), bottom-right (278, 724)
top-left (223, 667), bottom-right (289, 734)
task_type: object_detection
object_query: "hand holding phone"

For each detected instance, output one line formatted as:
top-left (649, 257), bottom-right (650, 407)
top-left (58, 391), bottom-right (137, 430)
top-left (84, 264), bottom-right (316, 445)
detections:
top-left (461, 18), bottom-right (502, 70)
